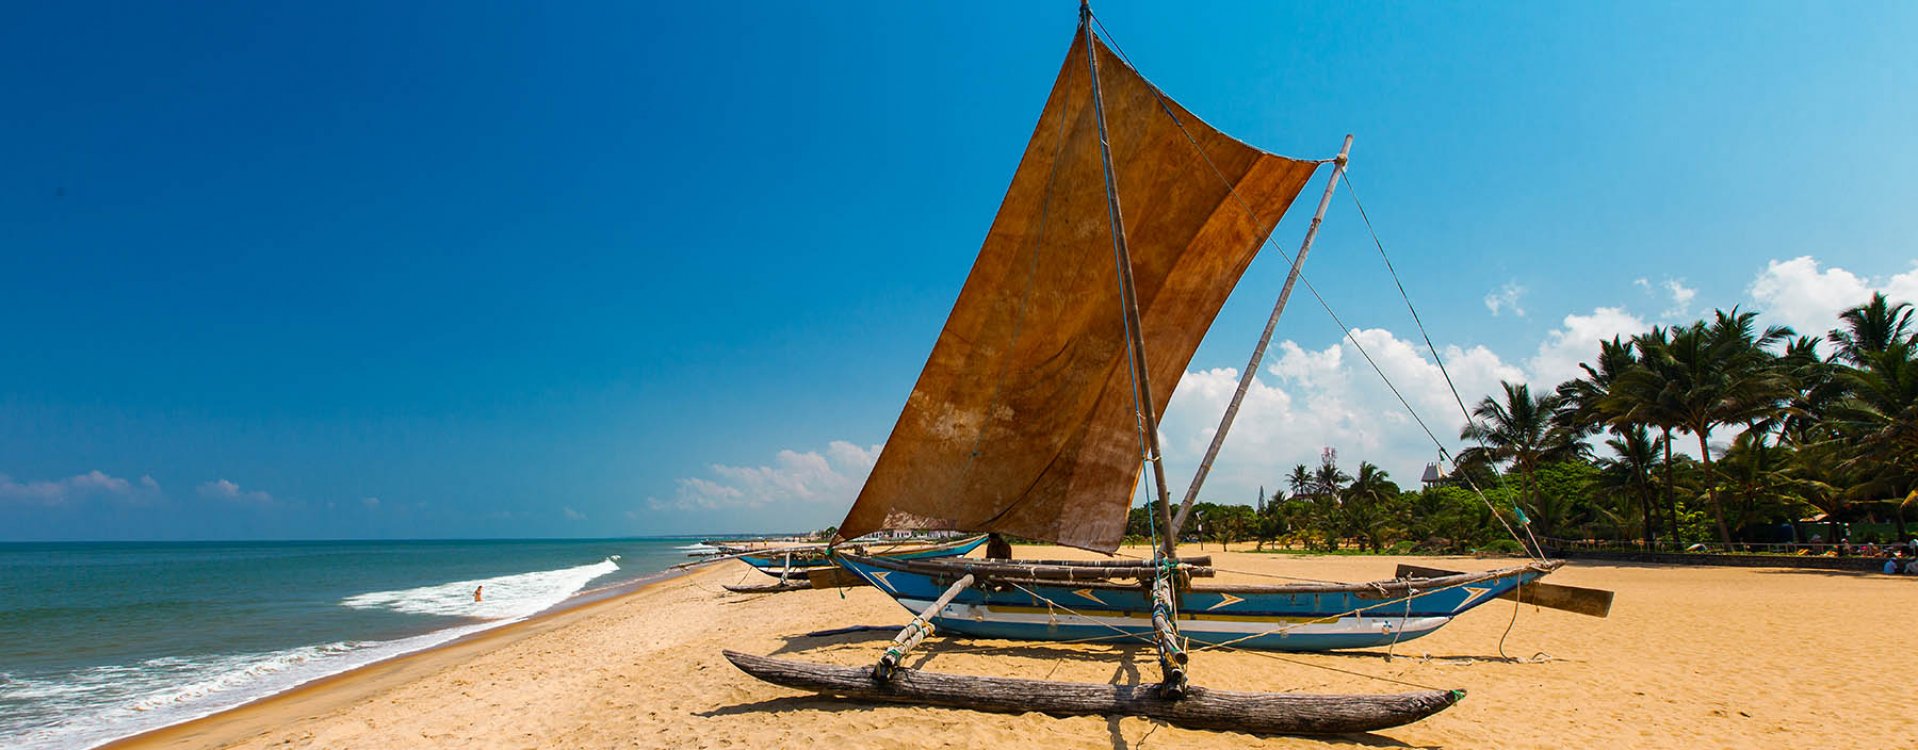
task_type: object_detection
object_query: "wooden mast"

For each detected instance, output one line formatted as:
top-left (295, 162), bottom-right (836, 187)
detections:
top-left (1171, 135), bottom-right (1354, 537)
top-left (1080, 0), bottom-right (1176, 564)
top-left (1082, 0), bottom-right (1188, 697)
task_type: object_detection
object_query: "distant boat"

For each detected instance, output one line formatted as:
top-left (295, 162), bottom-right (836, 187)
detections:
top-left (727, 2), bottom-right (1607, 735)
top-left (733, 534), bottom-right (987, 579)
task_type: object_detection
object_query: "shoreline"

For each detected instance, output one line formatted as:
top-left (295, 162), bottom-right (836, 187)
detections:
top-left (99, 566), bottom-right (693, 750)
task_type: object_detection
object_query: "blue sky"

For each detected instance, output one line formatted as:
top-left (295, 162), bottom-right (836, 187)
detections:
top-left (4, 1), bottom-right (1916, 540)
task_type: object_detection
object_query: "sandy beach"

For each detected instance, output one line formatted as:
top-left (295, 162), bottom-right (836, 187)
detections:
top-left (109, 548), bottom-right (1918, 749)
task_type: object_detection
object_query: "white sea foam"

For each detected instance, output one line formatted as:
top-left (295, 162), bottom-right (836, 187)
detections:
top-left (341, 557), bottom-right (620, 620)
top-left (0, 558), bottom-right (622, 750)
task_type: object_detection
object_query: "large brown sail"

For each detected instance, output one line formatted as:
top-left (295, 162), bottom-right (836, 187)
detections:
top-left (837, 27), bottom-right (1320, 552)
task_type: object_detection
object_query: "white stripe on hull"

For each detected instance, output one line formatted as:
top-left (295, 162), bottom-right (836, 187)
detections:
top-left (901, 599), bottom-right (1451, 641)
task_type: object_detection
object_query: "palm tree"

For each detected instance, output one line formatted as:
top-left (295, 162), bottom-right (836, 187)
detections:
top-left (1595, 424), bottom-right (1665, 547)
top-left (1341, 462), bottom-right (1402, 552)
top-left (1286, 464), bottom-right (1313, 500)
top-left (1713, 431), bottom-right (1804, 535)
top-left (1772, 335), bottom-right (1841, 447)
top-left (1831, 341), bottom-right (1918, 496)
top-left (1612, 310), bottom-right (1794, 545)
top-left (1787, 440), bottom-right (1853, 549)
top-left (1558, 336), bottom-right (1660, 542)
top-left (1460, 381), bottom-right (1579, 539)
top-left (1307, 458), bottom-right (1351, 550)
top-left (1607, 326), bottom-right (1692, 544)
top-left (1555, 336), bottom-right (1638, 439)
top-left (1828, 292), bottom-right (1915, 365)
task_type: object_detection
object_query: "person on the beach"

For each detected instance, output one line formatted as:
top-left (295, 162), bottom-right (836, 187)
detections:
top-left (1906, 557), bottom-right (1918, 576)
top-left (474, 585), bottom-right (484, 602)
top-left (1887, 556), bottom-right (1902, 575)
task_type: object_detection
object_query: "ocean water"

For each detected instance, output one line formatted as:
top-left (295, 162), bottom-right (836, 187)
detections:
top-left (0, 538), bottom-right (708, 749)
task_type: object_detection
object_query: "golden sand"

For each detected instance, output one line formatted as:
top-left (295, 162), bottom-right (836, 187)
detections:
top-left (110, 547), bottom-right (1918, 749)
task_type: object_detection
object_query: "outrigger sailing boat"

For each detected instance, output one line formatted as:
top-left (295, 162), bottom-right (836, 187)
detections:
top-left (726, 3), bottom-right (1606, 735)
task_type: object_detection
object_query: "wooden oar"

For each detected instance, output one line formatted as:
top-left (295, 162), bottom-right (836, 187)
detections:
top-left (1394, 564), bottom-right (1613, 618)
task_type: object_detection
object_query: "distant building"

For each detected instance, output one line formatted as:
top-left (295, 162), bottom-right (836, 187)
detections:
top-left (1420, 462), bottom-right (1446, 489)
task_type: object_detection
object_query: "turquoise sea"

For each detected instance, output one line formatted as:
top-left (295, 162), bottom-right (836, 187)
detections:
top-left (0, 538), bottom-right (710, 749)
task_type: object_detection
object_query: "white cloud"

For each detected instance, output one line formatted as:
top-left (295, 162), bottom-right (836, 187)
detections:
top-left (361, 496), bottom-right (381, 509)
top-left (1633, 277), bottom-right (1697, 320)
top-left (197, 479), bottom-right (274, 505)
top-left (1749, 256), bottom-right (1918, 334)
top-left (0, 470), bottom-right (159, 507)
top-left (1525, 306), bottom-right (1649, 388)
top-left (563, 506), bottom-right (586, 521)
top-left (1662, 279), bottom-right (1696, 319)
top-left (1482, 282), bottom-right (1527, 317)
top-left (654, 440), bottom-right (881, 511)
top-left (1157, 325), bottom-right (1530, 502)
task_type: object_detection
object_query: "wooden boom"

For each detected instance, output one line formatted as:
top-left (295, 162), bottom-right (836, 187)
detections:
top-left (723, 650), bottom-right (1463, 735)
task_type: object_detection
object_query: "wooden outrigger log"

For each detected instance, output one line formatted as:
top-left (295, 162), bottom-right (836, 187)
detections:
top-left (724, 651), bottom-right (1463, 735)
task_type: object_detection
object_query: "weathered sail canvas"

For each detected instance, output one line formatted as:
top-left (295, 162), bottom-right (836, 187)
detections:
top-left (837, 28), bottom-right (1320, 552)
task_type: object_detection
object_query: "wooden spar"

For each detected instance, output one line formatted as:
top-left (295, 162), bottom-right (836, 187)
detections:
top-left (724, 580), bottom-right (812, 594)
top-left (1395, 564), bottom-right (1614, 618)
top-left (1081, 0), bottom-right (1176, 563)
top-left (724, 650), bottom-right (1464, 735)
top-left (875, 574), bottom-right (975, 680)
top-left (1171, 135), bottom-right (1353, 538)
top-left (863, 557), bottom-right (1214, 582)
top-left (1149, 573), bottom-right (1188, 697)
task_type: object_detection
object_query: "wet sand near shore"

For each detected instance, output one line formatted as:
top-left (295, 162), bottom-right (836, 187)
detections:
top-left (110, 546), bottom-right (1918, 749)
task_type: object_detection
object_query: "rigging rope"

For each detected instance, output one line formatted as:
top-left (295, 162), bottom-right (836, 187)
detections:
top-left (1338, 172), bottom-right (1546, 560)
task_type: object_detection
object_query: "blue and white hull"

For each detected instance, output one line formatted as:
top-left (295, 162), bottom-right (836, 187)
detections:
top-left (837, 554), bottom-right (1558, 652)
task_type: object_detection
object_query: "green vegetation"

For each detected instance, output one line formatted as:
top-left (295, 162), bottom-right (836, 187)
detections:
top-left (1128, 294), bottom-right (1918, 553)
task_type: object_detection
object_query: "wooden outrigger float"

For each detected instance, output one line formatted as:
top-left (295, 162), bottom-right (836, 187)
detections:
top-left (724, 650), bottom-right (1464, 736)
top-left (724, 1), bottom-right (1608, 735)
top-left (679, 534), bottom-right (988, 593)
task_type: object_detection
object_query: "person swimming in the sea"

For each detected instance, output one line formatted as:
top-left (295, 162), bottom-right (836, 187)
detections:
top-left (474, 585), bottom-right (484, 603)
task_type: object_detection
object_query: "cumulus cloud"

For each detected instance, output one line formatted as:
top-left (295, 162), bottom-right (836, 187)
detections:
top-left (654, 440), bottom-right (881, 511)
top-left (1482, 282), bottom-right (1526, 317)
top-left (1749, 256), bottom-right (1918, 334)
top-left (0, 470), bottom-right (160, 507)
top-left (1525, 306), bottom-right (1650, 388)
top-left (1662, 280), bottom-right (1697, 319)
top-left (1159, 329), bottom-right (1519, 499)
top-left (1634, 277), bottom-right (1697, 320)
top-left (197, 479), bottom-right (274, 505)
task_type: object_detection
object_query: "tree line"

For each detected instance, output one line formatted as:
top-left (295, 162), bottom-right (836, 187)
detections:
top-left (1130, 293), bottom-right (1918, 554)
